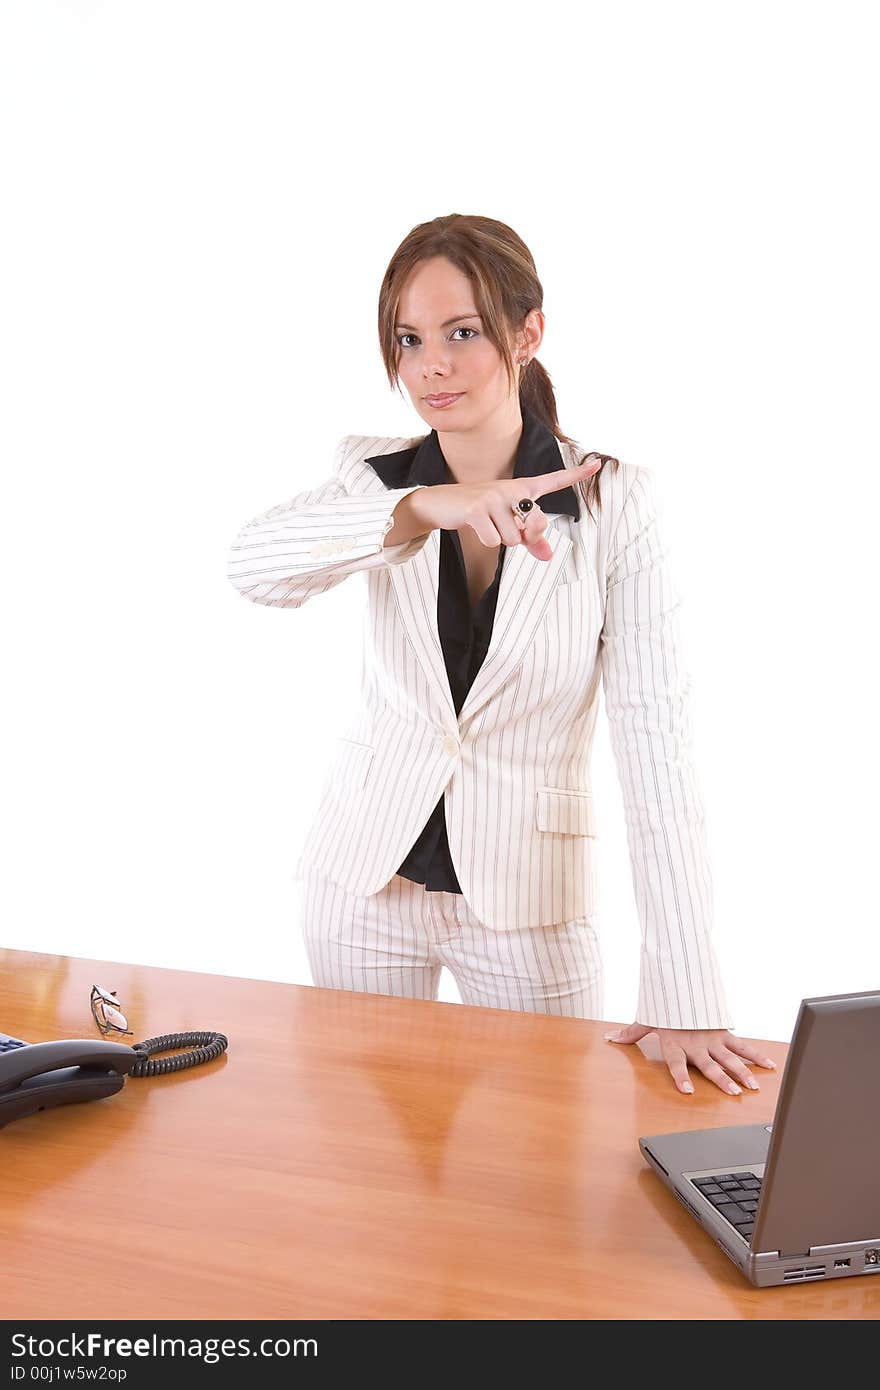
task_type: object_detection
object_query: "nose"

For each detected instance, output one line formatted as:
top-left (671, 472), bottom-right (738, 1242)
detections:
top-left (422, 364), bottom-right (451, 383)
top-left (419, 346), bottom-right (453, 380)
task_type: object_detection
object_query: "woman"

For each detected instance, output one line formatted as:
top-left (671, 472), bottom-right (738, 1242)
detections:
top-left (227, 213), bottom-right (776, 1096)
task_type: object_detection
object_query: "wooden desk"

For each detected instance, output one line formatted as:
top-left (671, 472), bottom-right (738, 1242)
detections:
top-left (1, 948), bottom-right (877, 1320)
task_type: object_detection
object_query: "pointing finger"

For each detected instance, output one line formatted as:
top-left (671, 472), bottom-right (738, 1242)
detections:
top-left (531, 457), bottom-right (604, 494)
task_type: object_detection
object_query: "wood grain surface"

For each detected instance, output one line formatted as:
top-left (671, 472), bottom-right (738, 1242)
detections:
top-left (1, 949), bottom-right (876, 1320)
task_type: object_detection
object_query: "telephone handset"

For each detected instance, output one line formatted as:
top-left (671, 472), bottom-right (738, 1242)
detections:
top-left (0, 1035), bottom-right (137, 1129)
top-left (0, 1029), bottom-right (228, 1130)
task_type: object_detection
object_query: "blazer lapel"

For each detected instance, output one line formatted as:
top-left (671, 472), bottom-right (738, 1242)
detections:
top-left (457, 518), bottom-right (572, 724)
top-left (385, 507), bottom-right (572, 729)
top-left (358, 429), bottom-right (577, 729)
top-left (385, 524), bottom-right (452, 723)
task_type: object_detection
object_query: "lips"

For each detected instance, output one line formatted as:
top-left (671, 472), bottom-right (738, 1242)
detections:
top-left (425, 393), bottom-right (463, 406)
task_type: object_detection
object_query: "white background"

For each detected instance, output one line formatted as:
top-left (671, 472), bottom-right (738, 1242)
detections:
top-left (2, 1), bottom-right (877, 1042)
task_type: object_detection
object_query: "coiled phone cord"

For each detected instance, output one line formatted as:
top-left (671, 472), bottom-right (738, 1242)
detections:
top-left (128, 1031), bottom-right (228, 1077)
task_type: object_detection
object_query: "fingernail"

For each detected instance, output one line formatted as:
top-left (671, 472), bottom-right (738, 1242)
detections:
top-left (728, 1083), bottom-right (742, 1095)
top-left (746, 1078), bottom-right (760, 1090)
top-left (604, 1031), bottom-right (622, 1042)
top-left (765, 1059), bottom-right (777, 1068)
top-left (682, 1081), bottom-right (694, 1093)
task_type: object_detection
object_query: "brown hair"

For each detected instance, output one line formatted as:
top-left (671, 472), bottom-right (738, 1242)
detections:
top-left (377, 213), bottom-right (619, 520)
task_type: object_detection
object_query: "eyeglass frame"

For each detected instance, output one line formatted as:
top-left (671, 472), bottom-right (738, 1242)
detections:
top-left (90, 984), bottom-right (134, 1037)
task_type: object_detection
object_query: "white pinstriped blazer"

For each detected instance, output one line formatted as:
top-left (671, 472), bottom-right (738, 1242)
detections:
top-left (227, 432), bottom-right (733, 1031)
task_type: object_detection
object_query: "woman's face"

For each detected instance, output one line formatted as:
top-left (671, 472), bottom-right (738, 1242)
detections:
top-left (394, 256), bottom-right (531, 431)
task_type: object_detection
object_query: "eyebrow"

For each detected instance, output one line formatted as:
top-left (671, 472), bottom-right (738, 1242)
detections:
top-left (394, 313), bottom-right (481, 330)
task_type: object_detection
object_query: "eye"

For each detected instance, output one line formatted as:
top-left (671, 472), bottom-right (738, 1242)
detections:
top-left (395, 327), bottom-right (479, 349)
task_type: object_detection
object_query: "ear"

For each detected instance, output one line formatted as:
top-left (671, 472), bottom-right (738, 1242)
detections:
top-left (524, 307), bottom-right (545, 356)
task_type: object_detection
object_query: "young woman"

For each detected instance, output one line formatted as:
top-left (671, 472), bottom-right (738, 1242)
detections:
top-left (227, 213), bottom-right (776, 1097)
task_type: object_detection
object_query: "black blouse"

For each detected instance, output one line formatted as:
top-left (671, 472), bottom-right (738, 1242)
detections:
top-left (364, 404), bottom-right (581, 893)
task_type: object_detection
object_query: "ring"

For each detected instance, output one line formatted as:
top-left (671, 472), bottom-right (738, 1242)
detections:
top-left (512, 497), bottom-right (533, 525)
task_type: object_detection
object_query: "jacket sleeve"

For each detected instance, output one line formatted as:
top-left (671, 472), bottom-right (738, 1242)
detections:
top-left (599, 465), bottom-right (734, 1031)
top-left (226, 437), bottom-right (431, 608)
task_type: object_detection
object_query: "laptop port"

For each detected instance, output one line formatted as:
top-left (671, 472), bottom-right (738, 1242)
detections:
top-left (783, 1265), bottom-right (825, 1280)
top-left (865, 1250), bottom-right (879, 1266)
top-left (833, 1259), bottom-right (850, 1268)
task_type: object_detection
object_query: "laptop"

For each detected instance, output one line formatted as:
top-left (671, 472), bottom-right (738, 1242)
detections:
top-left (639, 989), bottom-right (880, 1287)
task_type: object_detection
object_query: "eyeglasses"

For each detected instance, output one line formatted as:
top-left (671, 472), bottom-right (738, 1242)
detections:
top-left (90, 984), bottom-right (134, 1037)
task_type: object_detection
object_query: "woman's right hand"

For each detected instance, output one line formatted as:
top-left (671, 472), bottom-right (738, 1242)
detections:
top-left (411, 456), bottom-right (604, 561)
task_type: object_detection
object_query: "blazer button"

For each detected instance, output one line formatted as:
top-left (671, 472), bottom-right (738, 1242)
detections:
top-left (442, 736), bottom-right (459, 756)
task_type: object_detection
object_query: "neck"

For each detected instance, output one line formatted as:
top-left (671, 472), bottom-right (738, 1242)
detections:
top-left (436, 398), bottom-right (524, 485)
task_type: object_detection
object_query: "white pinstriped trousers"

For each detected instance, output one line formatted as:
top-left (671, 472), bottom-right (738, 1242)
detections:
top-left (300, 870), bottom-right (604, 1018)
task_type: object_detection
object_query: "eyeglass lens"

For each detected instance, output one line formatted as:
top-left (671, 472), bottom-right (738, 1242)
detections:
top-left (91, 986), bottom-right (129, 1032)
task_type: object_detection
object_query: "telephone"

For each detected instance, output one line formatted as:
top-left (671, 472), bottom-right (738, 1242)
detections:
top-left (0, 1028), bottom-right (228, 1130)
top-left (0, 1031), bottom-right (136, 1129)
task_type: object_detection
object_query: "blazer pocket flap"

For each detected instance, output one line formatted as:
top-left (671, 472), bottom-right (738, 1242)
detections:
top-left (535, 787), bottom-right (597, 836)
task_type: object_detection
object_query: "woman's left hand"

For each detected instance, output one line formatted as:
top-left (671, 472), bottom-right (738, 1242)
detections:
top-left (604, 1023), bottom-right (778, 1095)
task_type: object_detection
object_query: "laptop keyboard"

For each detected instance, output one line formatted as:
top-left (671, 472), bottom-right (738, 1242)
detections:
top-left (0, 1032), bottom-right (28, 1053)
top-left (690, 1172), bottom-right (762, 1242)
